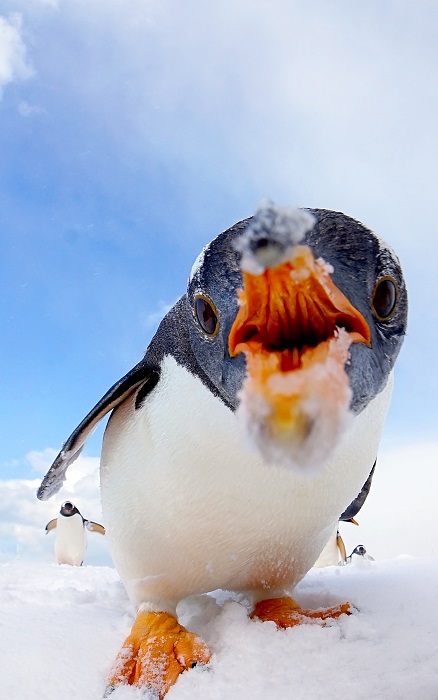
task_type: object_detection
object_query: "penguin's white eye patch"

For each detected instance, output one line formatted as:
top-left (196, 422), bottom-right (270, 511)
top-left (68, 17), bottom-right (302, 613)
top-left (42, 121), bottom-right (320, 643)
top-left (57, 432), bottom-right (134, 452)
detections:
top-left (194, 295), bottom-right (219, 336)
top-left (371, 276), bottom-right (398, 321)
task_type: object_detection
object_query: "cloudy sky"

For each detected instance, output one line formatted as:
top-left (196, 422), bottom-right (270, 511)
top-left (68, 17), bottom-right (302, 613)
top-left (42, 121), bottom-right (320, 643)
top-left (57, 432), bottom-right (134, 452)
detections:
top-left (1, 1), bottom-right (437, 558)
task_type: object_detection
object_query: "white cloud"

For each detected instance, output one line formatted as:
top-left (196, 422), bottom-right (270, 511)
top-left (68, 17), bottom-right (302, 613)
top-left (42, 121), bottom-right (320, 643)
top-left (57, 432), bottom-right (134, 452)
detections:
top-left (141, 299), bottom-right (177, 330)
top-left (25, 448), bottom-right (58, 474)
top-left (20, 0), bottom-right (435, 255)
top-left (0, 14), bottom-right (33, 97)
top-left (18, 99), bottom-right (45, 116)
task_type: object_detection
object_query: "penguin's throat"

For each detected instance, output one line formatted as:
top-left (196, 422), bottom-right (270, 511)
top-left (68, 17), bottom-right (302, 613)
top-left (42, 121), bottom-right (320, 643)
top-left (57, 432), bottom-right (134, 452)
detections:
top-left (228, 245), bottom-right (371, 469)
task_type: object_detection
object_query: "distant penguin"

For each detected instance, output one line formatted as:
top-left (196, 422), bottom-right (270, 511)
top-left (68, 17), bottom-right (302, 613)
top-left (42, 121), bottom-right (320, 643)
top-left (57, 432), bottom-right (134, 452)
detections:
top-left (45, 501), bottom-right (105, 566)
top-left (346, 544), bottom-right (375, 564)
top-left (313, 524), bottom-right (349, 567)
top-left (38, 204), bottom-right (407, 697)
top-left (314, 460), bottom-right (375, 567)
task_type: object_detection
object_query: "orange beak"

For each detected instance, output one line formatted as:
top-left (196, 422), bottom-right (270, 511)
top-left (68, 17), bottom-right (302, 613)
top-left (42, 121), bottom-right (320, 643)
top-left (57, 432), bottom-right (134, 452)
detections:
top-left (228, 244), bottom-right (371, 468)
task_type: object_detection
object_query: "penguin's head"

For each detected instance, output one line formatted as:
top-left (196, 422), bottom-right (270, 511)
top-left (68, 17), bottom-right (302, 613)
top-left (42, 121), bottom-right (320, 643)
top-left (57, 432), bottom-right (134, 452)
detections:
top-left (187, 202), bottom-right (407, 470)
top-left (352, 545), bottom-right (367, 556)
top-left (60, 501), bottom-right (80, 517)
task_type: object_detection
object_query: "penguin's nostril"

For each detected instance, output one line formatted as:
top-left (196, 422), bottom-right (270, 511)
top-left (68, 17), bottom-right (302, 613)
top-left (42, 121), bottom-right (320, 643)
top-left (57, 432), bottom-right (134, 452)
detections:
top-left (251, 237), bottom-right (271, 250)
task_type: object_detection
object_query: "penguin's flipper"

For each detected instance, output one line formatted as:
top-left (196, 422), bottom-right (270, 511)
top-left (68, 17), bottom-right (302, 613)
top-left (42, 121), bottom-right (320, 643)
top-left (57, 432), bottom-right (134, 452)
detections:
top-left (106, 611), bottom-right (210, 698)
top-left (336, 531), bottom-right (347, 563)
top-left (251, 596), bottom-right (351, 628)
top-left (340, 459), bottom-right (376, 522)
top-left (45, 518), bottom-right (57, 534)
top-left (37, 362), bottom-right (160, 501)
top-left (85, 520), bottom-right (106, 535)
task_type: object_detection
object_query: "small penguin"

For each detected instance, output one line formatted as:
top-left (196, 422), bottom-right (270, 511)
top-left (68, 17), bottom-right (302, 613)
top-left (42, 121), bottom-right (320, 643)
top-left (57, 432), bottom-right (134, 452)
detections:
top-left (313, 523), bottom-right (352, 567)
top-left (38, 203), bottom-right (407, 698)
top-left (346, 544), bottom-right (375, 564)
top-left (314, 459), bottom-right (375, 567)
top-left (45, 501), bottom-right (105, 566)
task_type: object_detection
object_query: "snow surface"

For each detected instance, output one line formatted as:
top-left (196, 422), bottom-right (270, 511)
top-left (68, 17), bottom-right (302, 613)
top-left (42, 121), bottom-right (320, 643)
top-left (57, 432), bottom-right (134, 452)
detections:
top-left (2, 445), bottom-right (438, 698)
top-left (1, 556), bottom-right (438, 699)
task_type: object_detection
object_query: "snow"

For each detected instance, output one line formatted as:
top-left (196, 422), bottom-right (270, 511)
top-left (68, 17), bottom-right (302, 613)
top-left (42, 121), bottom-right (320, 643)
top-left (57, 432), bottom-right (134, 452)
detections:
top-left (2, 444), bottom-right (438, 697)
top-left (233, 201), bottom-right (315, 275)
top-left (189, 245), bottom-right (209, 283)
top-left (1, 555), bottom-right (438, 699)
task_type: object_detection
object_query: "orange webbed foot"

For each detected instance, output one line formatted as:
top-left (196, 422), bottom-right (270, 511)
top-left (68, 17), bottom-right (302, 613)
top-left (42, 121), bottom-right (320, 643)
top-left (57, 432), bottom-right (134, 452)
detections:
top-left (105, 611), bottom-right (211, 698)
top-left (250, 596), bottom-right (352, 628)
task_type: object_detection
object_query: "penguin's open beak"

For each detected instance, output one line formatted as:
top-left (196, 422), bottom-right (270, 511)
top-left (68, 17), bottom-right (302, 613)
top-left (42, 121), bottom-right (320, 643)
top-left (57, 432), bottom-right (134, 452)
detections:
top-left (228, 244), bottom-right (371, 469)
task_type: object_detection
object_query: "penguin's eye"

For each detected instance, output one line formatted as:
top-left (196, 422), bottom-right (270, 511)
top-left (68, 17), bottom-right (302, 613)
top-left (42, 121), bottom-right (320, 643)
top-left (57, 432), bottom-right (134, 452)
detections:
top-left (371, 277), bottom-right (398, 321)
top-left (194, 295), bottom-right (218, 336)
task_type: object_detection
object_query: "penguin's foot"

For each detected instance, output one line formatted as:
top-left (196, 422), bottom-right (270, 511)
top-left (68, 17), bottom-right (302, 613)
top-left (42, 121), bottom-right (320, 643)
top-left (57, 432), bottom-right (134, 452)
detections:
top-left (105, 611), bottom-right (211, 698)
top-left (250, 596), bottom-right (351, 628)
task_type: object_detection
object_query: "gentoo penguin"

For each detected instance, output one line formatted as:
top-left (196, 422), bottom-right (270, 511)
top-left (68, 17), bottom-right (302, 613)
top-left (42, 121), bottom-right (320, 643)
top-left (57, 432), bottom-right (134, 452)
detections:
top-left (37, 204), bottom-right (407, 697)
top-left (314, 459), bottom-right (375, 567)
top-left (45, 501), bottom-right (105, 566)
top-left (346, 544), bottom-right (375, 564)
top-left (313, 523), bottom-right (352, 567)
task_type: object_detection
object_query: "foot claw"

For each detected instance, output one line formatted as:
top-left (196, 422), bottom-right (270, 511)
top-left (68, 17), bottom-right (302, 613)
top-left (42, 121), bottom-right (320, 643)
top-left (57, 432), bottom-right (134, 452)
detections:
top-left (107, 611), bottom-right (210, 698)
top-left (251, 596), bottom-right (352, 628)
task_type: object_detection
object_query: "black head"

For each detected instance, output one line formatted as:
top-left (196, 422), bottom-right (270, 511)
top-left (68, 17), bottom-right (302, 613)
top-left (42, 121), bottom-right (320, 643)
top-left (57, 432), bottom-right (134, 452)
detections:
top-left (185, 208), bottom-right (407, 414)
top-left (60, 501), bottom-right (80, 517)
top-left (352, 545), bottom-right (367, 556)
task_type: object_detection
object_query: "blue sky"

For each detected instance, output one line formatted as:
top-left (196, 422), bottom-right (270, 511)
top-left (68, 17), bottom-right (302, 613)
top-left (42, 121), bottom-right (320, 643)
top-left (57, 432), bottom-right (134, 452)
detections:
top-left (1, 0), bottom-right (437, 482)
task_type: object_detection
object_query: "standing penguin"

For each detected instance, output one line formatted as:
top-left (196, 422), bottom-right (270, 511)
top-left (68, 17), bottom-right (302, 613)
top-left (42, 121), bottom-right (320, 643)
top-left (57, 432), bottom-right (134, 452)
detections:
top-left (313, 524), bottom-right (350, 567)
top-left (346, 544), bottom-right (375, 564)
top-left (45, 501), bottom-right (105, 566)
top-left (38, 204), bottom-right (407, 698)
top-left (314, 459), bottom-right (375, 567)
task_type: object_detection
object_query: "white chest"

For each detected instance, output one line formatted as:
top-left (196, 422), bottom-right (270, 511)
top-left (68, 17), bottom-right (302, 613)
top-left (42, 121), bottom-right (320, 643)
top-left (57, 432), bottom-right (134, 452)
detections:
top-left (55, 514), bottom-right (87, 566)
top-left (100, 356), bottom-right (393, 608)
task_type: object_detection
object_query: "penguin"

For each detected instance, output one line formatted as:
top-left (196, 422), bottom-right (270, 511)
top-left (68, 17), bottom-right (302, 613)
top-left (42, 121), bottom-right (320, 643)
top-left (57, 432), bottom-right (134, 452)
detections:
top-left (37, 203), bottom-right (407, 698)
top-left (314, 459), bottom-right (375, 567)
top-left (45, 501), bottom-right (105, 566)
top-left (313, 523), bottom-right (352, 567)
top-left (346, 544), bottom-right (375, 564)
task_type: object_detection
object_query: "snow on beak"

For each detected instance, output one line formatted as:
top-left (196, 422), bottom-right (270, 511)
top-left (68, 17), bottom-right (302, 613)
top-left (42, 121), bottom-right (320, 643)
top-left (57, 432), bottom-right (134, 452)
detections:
top-left (228, 205), bottom-right (371, 471)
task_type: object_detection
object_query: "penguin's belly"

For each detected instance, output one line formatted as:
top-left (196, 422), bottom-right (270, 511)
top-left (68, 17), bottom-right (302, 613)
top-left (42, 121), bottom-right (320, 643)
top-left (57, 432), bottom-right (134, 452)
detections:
top-left (55, 514), bottom-right (87, 566)
top-left (101, 356), bottom-right (393, 609)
